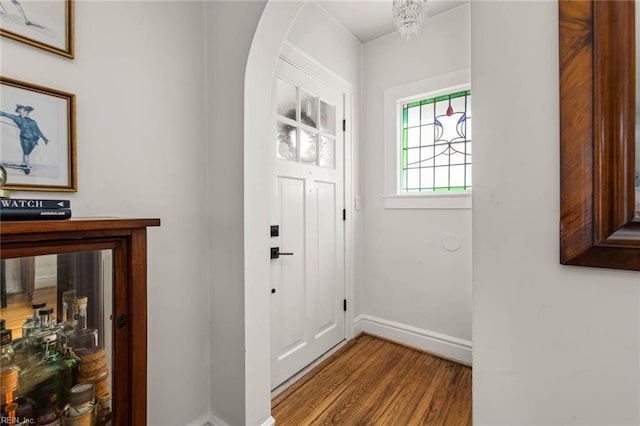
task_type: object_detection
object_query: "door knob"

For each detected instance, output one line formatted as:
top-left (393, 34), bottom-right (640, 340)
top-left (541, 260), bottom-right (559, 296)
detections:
top-left (271, 288), bottom-right (276, 294)
top-left (116, 314), bottom-right (128, 329)
top-left (270, 247), bottom-right (295, 259)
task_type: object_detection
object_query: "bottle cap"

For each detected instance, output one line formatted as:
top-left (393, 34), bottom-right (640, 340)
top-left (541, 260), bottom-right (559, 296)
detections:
top-left (69, 382), bottom-right (95, 406)
top-left (32, 301), bottom-right (47, 309)
top-left (39, 307), bottom-right (54, 315)
top-left (0, 329), bottom-right (12, 346)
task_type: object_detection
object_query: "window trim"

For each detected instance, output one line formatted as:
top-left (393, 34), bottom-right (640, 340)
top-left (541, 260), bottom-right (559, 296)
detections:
top-left (384, 69), bottom-right (471, 210)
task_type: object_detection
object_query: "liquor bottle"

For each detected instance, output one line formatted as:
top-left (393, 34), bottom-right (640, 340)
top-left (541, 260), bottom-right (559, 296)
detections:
top-left (28, 307), bottom-right (56, 358)
top-left (20, 334), bottom-right (77, 412)
top-left (35, 384), bottom-right (62, 426)
top-left (67, 298), bottom-right (98, 351)
top-left (23, 301), bottom-right (47, 338)
top-left (1, 328), bottom-right (15, 368)
top-left (60, 346), bottom-right (80, 390)
top-left (61, 291), bottom-right (77, 336)
top-left (0, 367), bottom-right (37, 425)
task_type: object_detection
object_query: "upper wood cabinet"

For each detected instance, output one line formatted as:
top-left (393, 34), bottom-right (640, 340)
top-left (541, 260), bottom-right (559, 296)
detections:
top-left (559, 0), bottom-right (640, 271)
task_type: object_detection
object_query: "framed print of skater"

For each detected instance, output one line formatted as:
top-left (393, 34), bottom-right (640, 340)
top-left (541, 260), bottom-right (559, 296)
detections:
top-left (0, 0), bottom-right (74, 58)
top-left (0, 77), bottom-right (76, 192)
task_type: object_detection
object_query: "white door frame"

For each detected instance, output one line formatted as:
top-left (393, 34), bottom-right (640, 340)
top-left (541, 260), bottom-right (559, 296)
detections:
top-left (277, 42), bottom-right (355, 342)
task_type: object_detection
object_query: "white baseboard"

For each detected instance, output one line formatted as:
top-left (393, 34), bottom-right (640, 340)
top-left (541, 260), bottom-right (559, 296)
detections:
top-left (186, 412), bottom-right (274, 426)
top-left (353, 314), bottom-right (472, 365)
top-left (261, 416), bottom-right (276, 426)
top-left (186, 412), bottom-right (216, 426)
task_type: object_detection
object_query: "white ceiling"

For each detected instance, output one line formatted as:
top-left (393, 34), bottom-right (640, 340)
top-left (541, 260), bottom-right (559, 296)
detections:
top-left (316, 0), bottom-right (468, 43)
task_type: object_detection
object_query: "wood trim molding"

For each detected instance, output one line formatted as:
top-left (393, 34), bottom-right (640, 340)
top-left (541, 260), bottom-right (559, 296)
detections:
top-left (559, 0), bottom-right (640, 271)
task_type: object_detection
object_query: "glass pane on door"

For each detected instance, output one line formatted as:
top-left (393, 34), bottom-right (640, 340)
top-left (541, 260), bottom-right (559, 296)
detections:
top-left (320, 101), bottom-right (336, 135)
top-left (277, 79), bottom-right (297, 120)
top-left (277, 122), bottom-right (297, 161)
top-left (301, 90), bottom-right (318, 128)
top-left (319, 136), bottom-right (335, 169)
top-left (300, 130), bottom-right (318, 164)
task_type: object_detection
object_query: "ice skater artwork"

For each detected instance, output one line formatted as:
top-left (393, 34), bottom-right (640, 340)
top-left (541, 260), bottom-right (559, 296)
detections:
top-left (0, 0), bottom-right (73, 58)
top-left (0, 77), bottom-right (76, 192)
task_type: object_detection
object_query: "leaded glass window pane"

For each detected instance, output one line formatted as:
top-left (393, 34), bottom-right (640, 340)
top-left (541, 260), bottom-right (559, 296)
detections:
top-left (421, 104), bottom-right (435, 125)
top-left (407, 168), bottom-right (420, 189)
top-left (407, 105), bottom-right (420, 127)
top-left (401, 90), bottom-right (471, 192)
top-left (277, 121), bottom-right (297, 161)
top-left (407, 127), bottom-right (420, 148)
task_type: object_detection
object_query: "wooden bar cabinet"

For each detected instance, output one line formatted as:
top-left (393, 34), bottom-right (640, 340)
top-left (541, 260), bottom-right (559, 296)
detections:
top-left (0, 218), bottom-right (160, 425)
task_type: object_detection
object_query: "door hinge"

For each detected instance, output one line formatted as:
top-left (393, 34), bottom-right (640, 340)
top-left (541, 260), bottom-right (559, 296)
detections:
top-left (342, 209), bottom-right (346, 221)
top-left (343, 299), bottom-right (347, 312)
top-left (342, 119), bottom-right (346, 132)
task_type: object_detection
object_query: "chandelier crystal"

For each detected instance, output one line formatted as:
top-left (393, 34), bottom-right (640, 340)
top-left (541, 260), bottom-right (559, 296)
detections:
top-left (392, 0), bottom-right (427, 40)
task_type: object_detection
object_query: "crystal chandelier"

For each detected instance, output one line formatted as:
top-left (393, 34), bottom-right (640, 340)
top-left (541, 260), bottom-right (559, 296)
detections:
top-left (392, 0), bottom-right (427, 40)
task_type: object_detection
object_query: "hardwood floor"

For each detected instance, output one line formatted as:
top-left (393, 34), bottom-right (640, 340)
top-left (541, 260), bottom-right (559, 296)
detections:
top-left (272, 334), bottom-right (472, 426)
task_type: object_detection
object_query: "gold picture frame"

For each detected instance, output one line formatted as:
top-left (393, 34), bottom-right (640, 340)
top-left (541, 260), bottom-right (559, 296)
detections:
top-left (0, 77), bottom-right (77, 192)
top-left (0, 0), bottom-right (74, 59)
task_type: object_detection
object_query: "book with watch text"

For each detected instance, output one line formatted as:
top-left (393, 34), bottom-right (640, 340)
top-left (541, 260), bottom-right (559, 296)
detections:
top-left (0, 198), bottom-right (71, 209)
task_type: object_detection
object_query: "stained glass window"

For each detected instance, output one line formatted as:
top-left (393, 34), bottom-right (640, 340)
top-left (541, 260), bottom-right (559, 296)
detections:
top-left (401, 90), bottom-right (471, 192)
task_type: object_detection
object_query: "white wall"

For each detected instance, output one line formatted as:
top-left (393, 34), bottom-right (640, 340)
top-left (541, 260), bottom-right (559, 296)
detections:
top-left (472, 2), bottom-right (640, 424)
top-left (1, 2), bottom-right (211, 425)
top-left (360, 4), bottom-right (472, 360)
top-left (205, 2), bottom-right (267, 425)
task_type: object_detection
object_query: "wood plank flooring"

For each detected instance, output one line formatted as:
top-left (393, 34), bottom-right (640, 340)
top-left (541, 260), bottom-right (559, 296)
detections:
top-left (272, 334), bottom-right (472, 426)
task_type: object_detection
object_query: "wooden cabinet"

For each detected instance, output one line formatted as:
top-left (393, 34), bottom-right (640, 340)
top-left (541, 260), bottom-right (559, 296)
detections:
top-left (0, 218), bottom-right (160, 425)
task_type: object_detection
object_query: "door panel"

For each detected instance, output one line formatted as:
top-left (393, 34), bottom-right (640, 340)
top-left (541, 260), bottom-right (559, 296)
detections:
top-left (278, 177), bottom-right (306, 353)
top-left (271, 58), bottom-right (345, 388)
top-left (315, 181), bottom-right (338, 334)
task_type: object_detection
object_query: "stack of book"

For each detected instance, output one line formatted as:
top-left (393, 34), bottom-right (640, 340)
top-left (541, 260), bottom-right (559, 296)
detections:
top-left (0, 198), bottom-right (72, 221)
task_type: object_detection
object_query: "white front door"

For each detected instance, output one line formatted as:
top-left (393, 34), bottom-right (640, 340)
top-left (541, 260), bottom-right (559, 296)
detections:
top-left (270, 58), bottom-right (346, 389)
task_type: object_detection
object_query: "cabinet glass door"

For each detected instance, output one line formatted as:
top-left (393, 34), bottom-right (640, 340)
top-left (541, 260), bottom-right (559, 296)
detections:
top-left (0, 250), bottom-right (113, 425)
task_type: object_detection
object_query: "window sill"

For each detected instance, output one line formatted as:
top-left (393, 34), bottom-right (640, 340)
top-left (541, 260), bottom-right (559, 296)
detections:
top-left (383, 192), bottom-right (472, 210)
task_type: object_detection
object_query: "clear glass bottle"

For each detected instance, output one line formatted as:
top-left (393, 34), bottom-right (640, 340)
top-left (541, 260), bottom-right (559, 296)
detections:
top-left (20, 334), bottom-right (77, 412)
top-left (1, 328), bottom-right (15, 368)
top-left (61, 291), bottom-right (77, 337)
top-left (23, 301), bottom-right (47, 338)
top-left (67, 298), bottom-right (98, 352)
top-left (28, 307), bottom-right (56, 359)
top-left (0, 367), bottom-right (37, 426)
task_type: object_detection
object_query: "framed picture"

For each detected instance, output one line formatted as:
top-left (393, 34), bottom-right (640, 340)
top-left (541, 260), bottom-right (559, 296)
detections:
top-left (0, 0), bottom-right (74, 58)
top-left (0, 77), bottom-right (76, 192)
